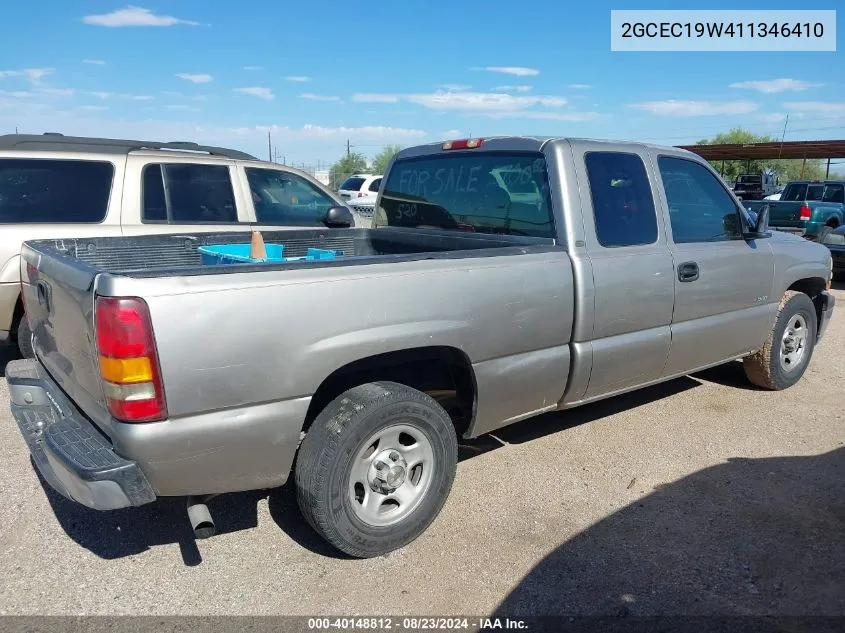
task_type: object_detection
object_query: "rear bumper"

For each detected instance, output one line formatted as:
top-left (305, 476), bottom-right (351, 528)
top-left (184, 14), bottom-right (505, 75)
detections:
top-left (817, 291), bottom-right (835, 342)
top-left (5, 358), bottom-right (156, 510)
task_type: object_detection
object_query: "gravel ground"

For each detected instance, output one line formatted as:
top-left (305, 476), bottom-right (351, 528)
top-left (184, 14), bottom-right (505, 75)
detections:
top-left (0, 286), bottom-right (843, 617)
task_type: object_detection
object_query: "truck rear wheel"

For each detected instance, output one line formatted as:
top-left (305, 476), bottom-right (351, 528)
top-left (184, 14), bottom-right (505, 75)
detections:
top-left (295, 381), bottom-right (458, 558)
top-left (15, 314), bottom-right (34, 359)
top-left (743, 291), bottom-right (817, 390)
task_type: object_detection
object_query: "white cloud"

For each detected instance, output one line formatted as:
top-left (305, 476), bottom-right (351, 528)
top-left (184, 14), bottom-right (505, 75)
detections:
top-left (495, 85), bottom-right (532, 92)
top-left (486, 110), bottom-right (600, 122)
top-left (78, 105), bottom-right (109, 112)
top-left (121, 94), bottom-right (154, 101)
top-left (88, 91), bottom-right (113, 100)
top-left (284, 76), bottom-right (311, 82)
top-left (25, 68), bottom-right (54, 84)
top-left (1, 68), bottom-right (55, 84)
top-left (758, 112), bottom-right (787, 123)
top-left (300, 93), bottom-right (342, 102)
top-left (293, 124), bottom-right (426, 140)
top-left (568, 84), bottom-right (592, 90)
top-left (244, 66), bottom-right (262, 71)
top-left (783, 101), bottom-right (845, 114)
top-left (37, 88), bottom-right (75, 97)
top-left (352, 93), bottom-right (400, 104)
top-left (407, 91), bottom-right (567, 111)
top-left (176, 73), bottom-right (213, 84)
top-left (234, 86), bottom-right (275, 100)
top-left (165, 104), bottom-right (200, 112)
top-left (83, 5), bottom-right (201, 27)
top-left (83, 59), bottom-right (107, 66)
top-left (441, 129), bottom-right (464, 138)
top-left (729, 78), bottom-right (822, 93)
top-left (473, 66), bottom-right (540, 77)
top-left (629, 99), bottom-right (759, 116)
top-left (440, 84), bottom-right (472, 91)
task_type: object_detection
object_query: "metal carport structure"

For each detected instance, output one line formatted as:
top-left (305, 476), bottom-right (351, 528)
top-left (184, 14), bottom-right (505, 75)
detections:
top-left (677, 140), bottom-right (845, 178)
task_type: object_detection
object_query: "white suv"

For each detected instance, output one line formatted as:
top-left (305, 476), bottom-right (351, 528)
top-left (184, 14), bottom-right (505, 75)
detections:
top-left (338, 174), bottom-right (382, 219)
top-left (0, 133), bottom-right (354, 357)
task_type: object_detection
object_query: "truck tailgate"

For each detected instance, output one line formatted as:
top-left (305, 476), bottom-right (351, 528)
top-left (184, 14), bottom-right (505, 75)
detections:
top-left (20, 243), bottom-right (112, 430)
top-left (766, 202), bottom-right (803, 227)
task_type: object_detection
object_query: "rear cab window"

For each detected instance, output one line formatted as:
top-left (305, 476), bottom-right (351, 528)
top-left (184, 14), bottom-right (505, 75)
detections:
top-left (0, 158), bottom-right (113, 223)
top-left (375, 152), bottom-right (554, 238)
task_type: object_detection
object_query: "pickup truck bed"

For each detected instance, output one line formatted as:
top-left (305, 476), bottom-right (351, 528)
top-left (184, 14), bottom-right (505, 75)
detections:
top-left (28, 227), bottom-right (551, 277)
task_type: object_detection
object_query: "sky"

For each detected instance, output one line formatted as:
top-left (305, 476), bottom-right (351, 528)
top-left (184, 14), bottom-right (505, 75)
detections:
top-left (0, 1), bottom-right (843, 168)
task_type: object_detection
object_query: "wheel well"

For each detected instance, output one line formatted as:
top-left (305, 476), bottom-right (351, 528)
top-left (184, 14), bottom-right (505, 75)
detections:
top-left (788, 277), bottom-right (827, 299)
top-left (788, 278), bottom-right (829, 331)
top-left (304, 346), bottom-right (477, 438)
top-left (825, 217), bottom-right (840, 228)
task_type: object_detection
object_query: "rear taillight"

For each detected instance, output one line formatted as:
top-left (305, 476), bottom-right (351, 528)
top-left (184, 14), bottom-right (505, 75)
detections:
top-left (799, 205), bottom-right (812, 221)
top-left (95, 296), bottom-right (167, 423)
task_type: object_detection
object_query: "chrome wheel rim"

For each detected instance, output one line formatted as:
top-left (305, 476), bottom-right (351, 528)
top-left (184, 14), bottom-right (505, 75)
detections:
top-left (348, 424), bottom-right (435, 527)
top-left (780, 314), bottom-right (808, 373)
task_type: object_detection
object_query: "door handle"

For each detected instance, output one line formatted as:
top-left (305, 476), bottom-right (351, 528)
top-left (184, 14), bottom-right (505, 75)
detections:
top-left (677, 261), bottom-right (699, 283)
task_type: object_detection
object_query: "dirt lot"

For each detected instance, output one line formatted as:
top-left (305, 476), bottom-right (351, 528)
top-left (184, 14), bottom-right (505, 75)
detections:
top-left (1, 286), bottom-right (843, 617)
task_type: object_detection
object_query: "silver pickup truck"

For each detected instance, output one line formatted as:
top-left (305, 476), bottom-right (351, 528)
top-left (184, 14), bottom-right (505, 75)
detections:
top-left (6, 136), bottom-right (836, 558)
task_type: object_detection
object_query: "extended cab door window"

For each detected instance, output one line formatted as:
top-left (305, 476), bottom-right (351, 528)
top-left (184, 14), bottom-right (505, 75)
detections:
top-left (142, 163), bottom-right (240, 224)
top-left (584, 152), bottom-right (659, 247)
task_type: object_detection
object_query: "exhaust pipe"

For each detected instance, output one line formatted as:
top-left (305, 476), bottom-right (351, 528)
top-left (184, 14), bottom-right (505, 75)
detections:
top-left (186, 495), bottom-right (217, 539)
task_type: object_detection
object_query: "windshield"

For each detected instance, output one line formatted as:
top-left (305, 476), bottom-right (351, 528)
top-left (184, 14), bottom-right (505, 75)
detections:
top-left (375, 152), bottom-right (554, 238)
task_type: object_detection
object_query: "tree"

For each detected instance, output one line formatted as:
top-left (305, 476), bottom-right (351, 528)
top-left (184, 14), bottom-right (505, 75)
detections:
top-left (371, 144), bottom-right (402, 175)
top-left (329, 152), bottom-right (368, 190)
top-left (696, 127), bottom-right (826, 184)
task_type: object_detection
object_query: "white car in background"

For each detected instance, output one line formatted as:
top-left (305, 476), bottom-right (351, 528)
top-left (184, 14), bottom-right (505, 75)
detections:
top-left (338, 174), bottom-right (383, 220)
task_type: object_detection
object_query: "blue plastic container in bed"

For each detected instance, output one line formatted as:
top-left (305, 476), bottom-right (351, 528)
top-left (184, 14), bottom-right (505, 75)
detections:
top-left (198, 244), bottom-right (344, 266)
top-left (198, 243), bottom-right (286, 265)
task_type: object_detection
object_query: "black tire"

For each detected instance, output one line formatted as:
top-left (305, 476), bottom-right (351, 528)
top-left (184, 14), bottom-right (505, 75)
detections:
top-left (295, 381), bottom-right (458, 558)
top-left (743, 291), bottom-right (817, 390)
top-left (15, 314), bottom-right (34, 359)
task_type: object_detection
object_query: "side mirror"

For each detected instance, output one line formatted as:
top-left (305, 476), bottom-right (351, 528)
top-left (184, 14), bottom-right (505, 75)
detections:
top-left (323, 205), bottom-right (355, 228)
top-left (744, 205), bottom-right (770, 239)
top-left (754, 204), bottom-right (770, 233)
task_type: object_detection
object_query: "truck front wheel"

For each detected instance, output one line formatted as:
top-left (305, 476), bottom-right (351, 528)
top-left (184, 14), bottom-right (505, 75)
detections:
top-left (743, 291), bottom-right (817, 390)
top-left (295, 381), bottom-right (458, 558)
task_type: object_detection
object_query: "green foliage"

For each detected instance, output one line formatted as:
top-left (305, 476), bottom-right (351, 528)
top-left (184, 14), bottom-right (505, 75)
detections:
top-left (329, 152), bottom-right (368, 190)
top-left (372, 144), bottom-right (402, 175)
top-left (695, 127), bottom-right (827, 184)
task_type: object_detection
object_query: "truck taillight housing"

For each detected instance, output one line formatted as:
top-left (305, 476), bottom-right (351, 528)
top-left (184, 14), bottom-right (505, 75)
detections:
top-left (799, 205), bottom-right (812, 221)
top-left (95, 296), bottom-right (167, 423)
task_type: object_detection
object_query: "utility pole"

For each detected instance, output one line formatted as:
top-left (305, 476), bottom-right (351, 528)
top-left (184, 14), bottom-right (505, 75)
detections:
top-left (268, 130), bottom-right (272, 162)
top-left (346, 139), bottom-right (351, 158)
